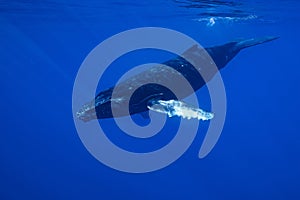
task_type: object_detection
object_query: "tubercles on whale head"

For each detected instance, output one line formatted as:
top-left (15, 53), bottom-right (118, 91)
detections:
top-left (76, 100), bottom-right (98, 122)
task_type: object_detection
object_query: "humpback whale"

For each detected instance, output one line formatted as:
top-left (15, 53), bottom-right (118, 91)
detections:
top-left (77, 36), bottom-right (278, 122)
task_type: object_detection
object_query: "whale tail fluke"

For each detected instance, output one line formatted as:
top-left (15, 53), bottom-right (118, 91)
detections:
top-left (235, 36), bottom-right (279, 50)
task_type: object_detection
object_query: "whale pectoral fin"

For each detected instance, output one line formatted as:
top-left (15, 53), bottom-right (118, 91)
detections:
top-left (147, 99), bottom-right (214, 121)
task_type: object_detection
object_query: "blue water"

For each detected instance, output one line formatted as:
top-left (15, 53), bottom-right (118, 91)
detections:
top-left (1, 0), bottom-right (300, 199)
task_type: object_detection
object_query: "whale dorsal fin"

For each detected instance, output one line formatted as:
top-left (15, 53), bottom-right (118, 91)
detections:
top-left (182, 44), bottom-right (199, 56)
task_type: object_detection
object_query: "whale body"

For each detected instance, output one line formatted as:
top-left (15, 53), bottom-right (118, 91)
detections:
top-left (77, 36), bottom-right (278, 122)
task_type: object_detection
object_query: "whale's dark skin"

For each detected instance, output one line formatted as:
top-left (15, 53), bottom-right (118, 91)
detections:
top-left (77, 37), bottom-right (278, 122)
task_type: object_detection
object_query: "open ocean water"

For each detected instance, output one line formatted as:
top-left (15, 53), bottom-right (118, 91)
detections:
top-left (1, 0), bottom-right (300, 199)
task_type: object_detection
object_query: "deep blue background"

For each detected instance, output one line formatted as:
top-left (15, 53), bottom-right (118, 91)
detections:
top-left (1, 0), bottom-right (300, 199)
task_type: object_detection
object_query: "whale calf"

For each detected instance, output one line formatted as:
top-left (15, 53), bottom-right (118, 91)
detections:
top-left (77, 36), bottom-right (278, 122)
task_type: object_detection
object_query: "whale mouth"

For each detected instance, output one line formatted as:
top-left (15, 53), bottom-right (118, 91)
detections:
top-left (76, 90), bottom-right (114, 122)
top-left (76, 100), bottom-right (98, 122)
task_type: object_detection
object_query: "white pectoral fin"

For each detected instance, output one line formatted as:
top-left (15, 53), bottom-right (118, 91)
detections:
top-left (147, 99), bottom-right (214, 121)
